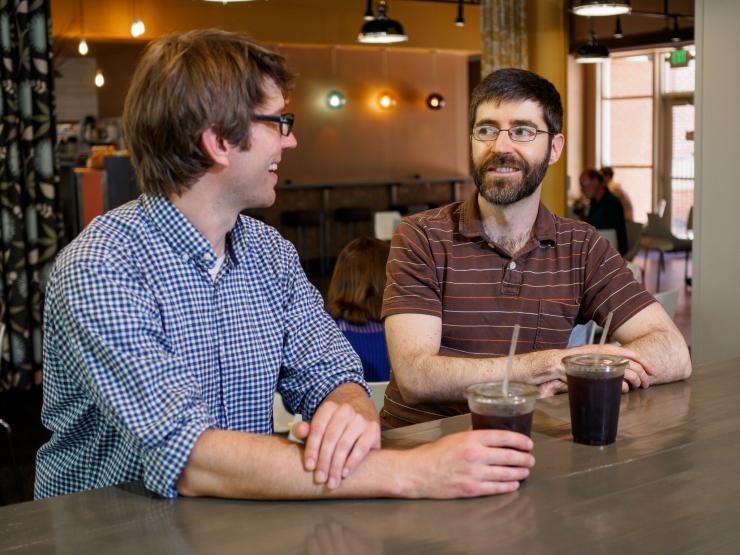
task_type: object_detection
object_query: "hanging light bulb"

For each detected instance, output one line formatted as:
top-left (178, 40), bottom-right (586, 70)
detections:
top-left (130, 16), bottom-right (145, 37)
top-left (78, 0), bottom-right (88, 55)
top-left (363, 0), bottom-right (374, 21)
top-left (94, 69), bottom-right (105, 88)
top-left (455, 0), bottom-right (464, 27)
top-left (613, 16), bottom-right (624, 39)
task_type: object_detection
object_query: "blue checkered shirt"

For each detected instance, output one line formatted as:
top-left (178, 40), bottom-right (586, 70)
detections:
top-left (35, 195), bottom-right (367, 499)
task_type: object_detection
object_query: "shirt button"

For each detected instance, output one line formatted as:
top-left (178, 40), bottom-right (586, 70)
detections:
top-left (181, 253), bottom-right (189, 262)
top-left (509, 261), bottom-right (517, 270)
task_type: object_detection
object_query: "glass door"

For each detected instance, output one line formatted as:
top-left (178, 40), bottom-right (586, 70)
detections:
top-left (660, 96), bottom-right (694, 238)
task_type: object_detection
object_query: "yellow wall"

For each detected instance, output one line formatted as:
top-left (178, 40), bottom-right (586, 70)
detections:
top-left (528, 0), bottom-right (568, 216)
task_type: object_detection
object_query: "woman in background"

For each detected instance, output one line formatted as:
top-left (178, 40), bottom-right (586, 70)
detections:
top-left (326, 237), bottom-right (390, 382)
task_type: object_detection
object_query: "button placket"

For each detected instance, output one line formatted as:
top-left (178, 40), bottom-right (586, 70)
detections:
top-left (502, 259), bottom-right (522, 296)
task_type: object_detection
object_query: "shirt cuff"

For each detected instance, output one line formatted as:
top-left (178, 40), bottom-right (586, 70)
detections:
top-left (142, 414), bottom-right (216, 498)
top-left (301, 374), bottom-right (371, 422)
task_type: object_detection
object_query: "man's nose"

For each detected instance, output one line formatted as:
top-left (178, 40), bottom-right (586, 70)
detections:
top-left (489, 130), bottom-right (515, 153)
top-left (282, 132), bottom-right (297, 150)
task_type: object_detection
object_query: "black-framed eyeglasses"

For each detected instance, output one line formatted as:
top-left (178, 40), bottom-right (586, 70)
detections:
top-left (252, 113), bottom-right (295, 136)
top-left (471, 125), bottom-right (554, 143)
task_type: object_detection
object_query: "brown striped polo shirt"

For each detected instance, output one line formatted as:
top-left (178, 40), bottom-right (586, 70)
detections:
top-left (380, 190), bottom-right (656, 429)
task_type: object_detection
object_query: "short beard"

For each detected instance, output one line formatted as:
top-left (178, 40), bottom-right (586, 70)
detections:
top-left (473, 148), bottom-right (551, 206)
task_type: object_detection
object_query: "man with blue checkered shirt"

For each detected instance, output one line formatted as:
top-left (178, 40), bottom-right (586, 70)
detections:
top-left (36, 30), bottom-right (535, 501)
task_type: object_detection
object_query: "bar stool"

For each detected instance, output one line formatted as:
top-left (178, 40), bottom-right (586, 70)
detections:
top-left (280, 210), bottom-right (326, 276)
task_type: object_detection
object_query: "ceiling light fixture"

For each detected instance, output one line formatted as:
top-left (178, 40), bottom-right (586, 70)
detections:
top-left (613, 16), bottom-right (624, 39)
top-left (78, 0), bottom-right (88, 55)
top-left (364, 0), bottom-right (374, 21)
top-left (130, 0), bottom-right (145, 37)
top-left (378, 91), bottom-right (396, 109)
top-left (670, 16), bottom-right (681, 42)
top-left (455, 0), bottom-right (464, 27)
top-left (94, 69), bottom-right (105, 88)
top-left (575, 25), bottom-right (609, 63)
top-left (572, 1), bottom-right (631, 17)
top-left (130, 17), bottom-right (145, 37)
top-left (326, 91), bottom-right (346, 109)
top-left (426, 93), bottom-right (445, 110)
top-left (358, 1), bottom-right (408, 44)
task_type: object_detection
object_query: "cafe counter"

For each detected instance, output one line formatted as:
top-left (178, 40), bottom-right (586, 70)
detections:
top-left (2, 357), bottom-right (739, 554)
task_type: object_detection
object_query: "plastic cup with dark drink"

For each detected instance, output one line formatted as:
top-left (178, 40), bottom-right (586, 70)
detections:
top-left (465, 381), bottom-right (539, 437)
top-left (563, 353), bottom-right (628, 445)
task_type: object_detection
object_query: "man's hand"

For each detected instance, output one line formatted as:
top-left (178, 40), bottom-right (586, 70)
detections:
top-left (529, 343), bottom-right (653, 394)
top-left (292, 387), bottom-right (380, 489)
top-left (399, 430), bottom-right (535, 499)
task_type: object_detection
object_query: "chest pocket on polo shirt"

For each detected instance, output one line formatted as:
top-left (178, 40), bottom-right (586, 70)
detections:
top-left (535, 300), bottom-right (580, 349)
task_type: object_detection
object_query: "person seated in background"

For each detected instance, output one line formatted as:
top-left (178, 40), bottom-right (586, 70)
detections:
top-left (326, 237), bottom-right (391, 382)
top-left (601, 166), bottom-right (634, 221)
top-left (579, 168), bottom-right (628, 255)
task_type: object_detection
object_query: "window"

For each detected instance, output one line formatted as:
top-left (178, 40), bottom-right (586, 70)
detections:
top-left (599, 47), bottom-right (695, 235)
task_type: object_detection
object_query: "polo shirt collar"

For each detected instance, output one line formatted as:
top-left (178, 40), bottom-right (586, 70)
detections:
top-left (140, 194), bottom-right (246, 271)
top-left (458, 189), bottom-right (557, 246)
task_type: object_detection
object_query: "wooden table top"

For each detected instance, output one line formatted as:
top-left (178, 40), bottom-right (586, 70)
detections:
top-left (2, 357), bottom-right (739, 554)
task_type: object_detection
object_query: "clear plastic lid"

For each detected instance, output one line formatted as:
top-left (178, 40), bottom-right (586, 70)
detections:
top-left (465, 381), bottom-right (539, 406)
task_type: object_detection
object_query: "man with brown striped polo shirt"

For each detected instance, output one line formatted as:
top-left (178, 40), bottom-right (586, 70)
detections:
top-left (381, 68), bottom-right (691, 429)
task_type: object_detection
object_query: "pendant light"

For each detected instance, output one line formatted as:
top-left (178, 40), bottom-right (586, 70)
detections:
top-left (363, 0), bottom-right (374, 21)
top-left (576, 17), bottom-right (609, 64)
top-left (78, 0), bottom-right (88, 55)
top-left (94, 69), bottom-right (105, 88)
top-left (130, 0), bottom-right (145, 38)
top-left (572, 1), bottom-right (631, 17)
top-left (575, 31), bottom-right (609, 63)
top-left (455, 0), bottom-right (464, 27)
top-left (358, 1), bottom-right (408, 44)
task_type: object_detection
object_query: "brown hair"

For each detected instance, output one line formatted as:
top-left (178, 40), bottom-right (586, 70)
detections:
top-left (122, 29), bottom-right (294, 197)
top-left (326, 237), bottom-right (390, 325)
top-left (469, 68), bottom-right (563, 134)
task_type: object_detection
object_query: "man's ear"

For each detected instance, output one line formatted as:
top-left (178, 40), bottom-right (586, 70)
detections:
top-left (200, 127), bottom-right (230, 167)
top-left (548, 133), bottom-right (565, 165)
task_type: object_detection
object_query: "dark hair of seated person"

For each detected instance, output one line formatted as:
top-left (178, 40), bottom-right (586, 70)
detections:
top-left (326, 237), bottom-right (390, 325)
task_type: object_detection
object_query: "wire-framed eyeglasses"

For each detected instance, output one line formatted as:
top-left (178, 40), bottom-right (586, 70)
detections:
top-left (252, 113), bottom-right (295, 136)
top-left (472, 125), bottom-right (554, 143)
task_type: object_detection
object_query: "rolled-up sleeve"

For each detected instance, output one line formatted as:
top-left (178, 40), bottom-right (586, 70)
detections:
top-left (276, 244), bottom-right (369, 420)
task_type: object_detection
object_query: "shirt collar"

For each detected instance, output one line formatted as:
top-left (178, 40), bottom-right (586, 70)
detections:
top-left (140, 194), bottom-right (246, 271)
top-left (458, 189), bottom-right (557, 246)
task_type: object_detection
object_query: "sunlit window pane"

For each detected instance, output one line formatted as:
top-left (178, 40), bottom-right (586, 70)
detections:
top-left (610, 167), bottom-right (653, 224)
top-left (606, 98), bottom-right (653, 166)
top-left (605, 56), bottom-right (653, 98)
